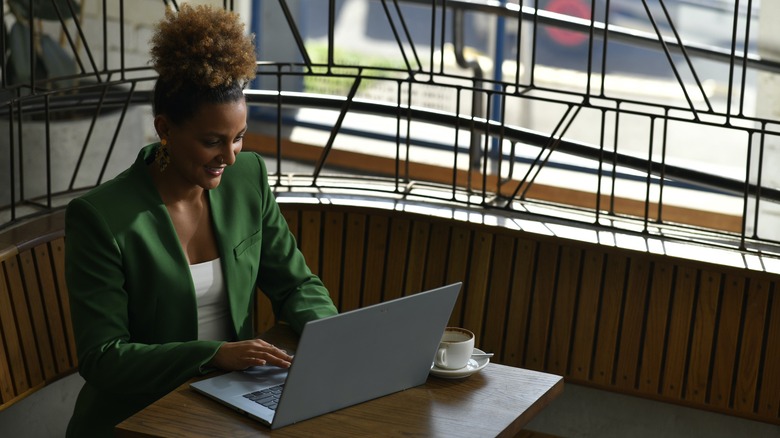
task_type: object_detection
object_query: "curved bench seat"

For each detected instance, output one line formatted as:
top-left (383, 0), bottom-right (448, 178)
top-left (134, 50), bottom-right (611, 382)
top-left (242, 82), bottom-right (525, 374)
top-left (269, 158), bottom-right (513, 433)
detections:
top-left (2, 197), bottom-right (779, 428)
top-left (268, 194), bottom-right (780, 426)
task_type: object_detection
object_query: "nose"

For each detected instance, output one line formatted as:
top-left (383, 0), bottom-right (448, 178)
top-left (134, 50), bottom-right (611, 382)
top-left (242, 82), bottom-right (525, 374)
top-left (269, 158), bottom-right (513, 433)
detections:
top-left (221, 143), bottom-right (240, 166)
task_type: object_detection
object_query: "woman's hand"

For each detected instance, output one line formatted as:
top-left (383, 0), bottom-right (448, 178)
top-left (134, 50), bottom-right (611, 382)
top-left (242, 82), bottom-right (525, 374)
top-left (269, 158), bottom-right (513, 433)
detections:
top-left (209, 339), bottom-right (293, 371)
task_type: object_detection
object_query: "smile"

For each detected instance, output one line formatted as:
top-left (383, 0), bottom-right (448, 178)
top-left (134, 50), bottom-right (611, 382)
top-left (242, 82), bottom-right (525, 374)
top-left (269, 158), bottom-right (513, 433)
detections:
top-left (205, 166), bottom-right (225, 176)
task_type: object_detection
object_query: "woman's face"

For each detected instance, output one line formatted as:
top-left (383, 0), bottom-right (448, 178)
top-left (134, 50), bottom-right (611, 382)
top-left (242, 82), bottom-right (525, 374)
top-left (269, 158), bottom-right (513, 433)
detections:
top-left (160, 99), bottom-right (248, 191)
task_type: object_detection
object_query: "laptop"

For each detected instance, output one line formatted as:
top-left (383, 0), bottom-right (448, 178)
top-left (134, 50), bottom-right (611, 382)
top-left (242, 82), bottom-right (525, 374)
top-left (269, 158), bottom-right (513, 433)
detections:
top-left (190, 282), bottom-right (462, 429)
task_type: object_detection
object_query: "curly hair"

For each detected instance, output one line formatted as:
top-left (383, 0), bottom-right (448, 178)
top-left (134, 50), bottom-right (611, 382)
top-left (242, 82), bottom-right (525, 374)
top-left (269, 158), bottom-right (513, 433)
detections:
top-left (150, 4), bottom-right (256, 88)
top-left (149, 4), bottom-right (257, 123)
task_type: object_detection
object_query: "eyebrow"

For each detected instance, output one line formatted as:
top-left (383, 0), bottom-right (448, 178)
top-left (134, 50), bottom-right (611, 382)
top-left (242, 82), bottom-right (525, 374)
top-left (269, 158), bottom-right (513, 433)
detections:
top-left (202, 126), bottom-right (248, 137)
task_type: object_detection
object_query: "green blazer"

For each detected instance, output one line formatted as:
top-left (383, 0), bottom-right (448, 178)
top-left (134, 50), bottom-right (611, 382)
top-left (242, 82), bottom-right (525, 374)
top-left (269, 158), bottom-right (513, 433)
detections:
top-left (64, 144), bottom-right (337, 437)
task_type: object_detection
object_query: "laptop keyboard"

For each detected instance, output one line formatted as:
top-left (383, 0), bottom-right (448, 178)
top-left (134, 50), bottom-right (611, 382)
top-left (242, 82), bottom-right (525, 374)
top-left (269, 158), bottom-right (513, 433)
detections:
top-left (243, 384), bottom-right (284, 411)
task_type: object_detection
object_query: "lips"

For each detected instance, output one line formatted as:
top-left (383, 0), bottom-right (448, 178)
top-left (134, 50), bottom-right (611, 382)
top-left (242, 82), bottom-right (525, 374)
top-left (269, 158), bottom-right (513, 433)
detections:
top-left (205, 166), bottom-right (225, 177)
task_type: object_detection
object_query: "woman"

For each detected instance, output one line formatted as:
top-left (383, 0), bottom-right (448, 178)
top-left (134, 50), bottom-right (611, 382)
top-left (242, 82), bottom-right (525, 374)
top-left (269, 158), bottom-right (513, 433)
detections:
top-left (64, 5), bottom-right (337, 436)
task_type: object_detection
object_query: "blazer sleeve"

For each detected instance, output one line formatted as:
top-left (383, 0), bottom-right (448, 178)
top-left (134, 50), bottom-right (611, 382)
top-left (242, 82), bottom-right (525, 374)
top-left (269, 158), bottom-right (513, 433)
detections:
top-left (65, 197), bottom-right (221, 396)
top-left (251, 155), bottom-right (338, 333)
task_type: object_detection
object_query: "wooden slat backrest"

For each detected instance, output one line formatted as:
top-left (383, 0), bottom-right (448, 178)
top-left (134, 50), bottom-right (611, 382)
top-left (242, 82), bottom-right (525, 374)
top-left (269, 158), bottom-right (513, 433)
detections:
top-left (0, 255), bottom-right (33, 406)
top-left (567, 249), bottom-right (603, 381)
top-left (525, 242), bottom-right (558, 371)
top-left (320, 212), bottom-right (345, 309)
top-left (10, 251), bottom-right (48, 384)
top-left (503, 238), bottom-right (537, 368)
top-left (663, 266), bottom-right (698, 399)
top-left (614, 258), bottom-right (650, 390)
top-left (421, 222), bottom-right (450, 292)
top-left (51, 237), bottom-right (78, 365)
top-left (32, 243), bottom-right (74, 375)
top-left (341, 213), bottom-right (366, 312)
top-left (734, 280), bottom-right (768, 413)
top-left (709, 274), bottom-right (743, 410)
top-left (480, 236), bottom-right (514, 366)
top-left (757, 284), bottom-right (780, 418)
top-left (685, 270), bottom-right (720, 404)
top-left (383, 218), bottom-right (410, 303)
top-left (362, 215), bottom-right (389, 307)
top-left (0, 211), bottom-right (75, 412)
top-left (546, 246), bottom-right (580, 377)
top-left (591, 253), bottom-right (627, 386)
top-left (637, 261), bottom-right (674, 394)
top-left (444, 226), bottom-right (470, 326)
top-left (269, 202), bottom-right (780, 426)
top-left (404, 221), bottom-right (430, 296)
top-left (461, 231), bottom-right (492, 343)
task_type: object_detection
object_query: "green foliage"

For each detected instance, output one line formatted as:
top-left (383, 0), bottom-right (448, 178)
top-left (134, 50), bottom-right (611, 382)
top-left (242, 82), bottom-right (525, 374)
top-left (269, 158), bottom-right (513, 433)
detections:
top-left (303, 43), bottom-right (407, 96)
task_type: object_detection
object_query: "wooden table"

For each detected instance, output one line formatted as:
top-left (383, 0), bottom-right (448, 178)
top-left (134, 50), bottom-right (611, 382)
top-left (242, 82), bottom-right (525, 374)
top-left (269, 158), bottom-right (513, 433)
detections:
top-left (116, 326), bottom-right (563, 437)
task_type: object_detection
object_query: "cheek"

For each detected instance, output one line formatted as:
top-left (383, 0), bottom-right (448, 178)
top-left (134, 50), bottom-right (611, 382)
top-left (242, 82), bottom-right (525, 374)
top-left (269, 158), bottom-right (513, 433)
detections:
top-left (168, 138), bottom-right (198, 164)
top-left (176, 149), bottom-right (209, 170)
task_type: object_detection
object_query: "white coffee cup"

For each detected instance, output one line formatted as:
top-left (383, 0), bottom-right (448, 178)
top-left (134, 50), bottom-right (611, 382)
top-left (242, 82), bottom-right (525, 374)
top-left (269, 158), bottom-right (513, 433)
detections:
top-left (434, 327), bottom-right (475, 370)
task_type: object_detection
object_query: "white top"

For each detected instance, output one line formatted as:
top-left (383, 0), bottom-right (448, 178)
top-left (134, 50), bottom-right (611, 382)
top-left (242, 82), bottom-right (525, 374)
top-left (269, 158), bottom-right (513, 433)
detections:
top-left (190, 258), bottom-right (231, 341)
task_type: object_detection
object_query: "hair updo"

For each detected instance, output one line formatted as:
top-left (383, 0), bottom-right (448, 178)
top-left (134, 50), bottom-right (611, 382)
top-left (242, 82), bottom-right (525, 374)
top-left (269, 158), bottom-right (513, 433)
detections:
top-left (149, 4), bottom-right (257, 124)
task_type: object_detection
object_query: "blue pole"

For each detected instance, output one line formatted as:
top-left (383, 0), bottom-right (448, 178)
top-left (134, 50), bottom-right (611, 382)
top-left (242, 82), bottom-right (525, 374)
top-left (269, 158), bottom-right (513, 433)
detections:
top-left (490, 0), bottom-right (507, 174)
top-left (249, 0), bottom-right (263, 119)
top-left (250, 0), bottom-right (262, 90)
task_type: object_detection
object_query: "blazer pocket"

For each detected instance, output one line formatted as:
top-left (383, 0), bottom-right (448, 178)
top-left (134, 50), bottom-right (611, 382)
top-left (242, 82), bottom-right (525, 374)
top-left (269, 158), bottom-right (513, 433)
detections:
top-left (233, 231), bottom-right (262, 258)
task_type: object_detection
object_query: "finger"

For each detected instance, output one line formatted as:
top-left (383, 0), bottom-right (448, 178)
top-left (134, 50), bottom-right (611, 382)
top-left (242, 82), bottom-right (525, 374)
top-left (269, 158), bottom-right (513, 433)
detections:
top-left (253, 339), bottom-right (276, 349)
top-left (270, 346), bottom-right (293, 361)
top-left (253, 343), bottom-right (293, 361)
top-left (242, 355), bottom-right (267, 367)
top-left (263, 355), bottom-right (292, 368)
top-left (250, 349), bottom-right (291, 368)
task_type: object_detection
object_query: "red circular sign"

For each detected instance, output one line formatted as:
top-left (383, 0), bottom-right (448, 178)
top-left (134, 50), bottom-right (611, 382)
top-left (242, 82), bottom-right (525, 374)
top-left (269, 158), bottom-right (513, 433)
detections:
top-left (544, 0), bottom-right (591, 47)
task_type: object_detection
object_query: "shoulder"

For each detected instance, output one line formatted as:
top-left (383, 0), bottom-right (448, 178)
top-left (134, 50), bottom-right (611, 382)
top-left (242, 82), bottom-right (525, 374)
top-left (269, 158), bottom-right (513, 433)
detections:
top-left (219, 151), bottom-right (269, 188)
top-left (66, 147), bottom-right (158, 232)
top-left (231, 151), bottom-right (266, 175)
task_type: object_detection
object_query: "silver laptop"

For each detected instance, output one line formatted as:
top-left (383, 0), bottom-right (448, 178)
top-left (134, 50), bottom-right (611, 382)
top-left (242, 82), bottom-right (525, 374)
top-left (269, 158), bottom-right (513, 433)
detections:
top-left (190, 282), bottom-right (462, 429)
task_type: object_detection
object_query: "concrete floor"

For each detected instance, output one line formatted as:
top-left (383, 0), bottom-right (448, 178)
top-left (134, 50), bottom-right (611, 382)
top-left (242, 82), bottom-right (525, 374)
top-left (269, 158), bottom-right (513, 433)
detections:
top-left (526, 383), bottom-right (780, 438)
top-left (0, 373), bottom-right (83, 437)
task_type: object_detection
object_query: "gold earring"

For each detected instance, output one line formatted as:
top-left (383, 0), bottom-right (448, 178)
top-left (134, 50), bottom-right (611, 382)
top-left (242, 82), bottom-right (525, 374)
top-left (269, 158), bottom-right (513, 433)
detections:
top-left (156, 139), bottom-right (170, 172)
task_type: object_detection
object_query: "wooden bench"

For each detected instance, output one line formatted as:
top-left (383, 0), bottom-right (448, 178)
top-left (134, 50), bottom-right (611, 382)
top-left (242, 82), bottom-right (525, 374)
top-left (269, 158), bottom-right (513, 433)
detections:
top-left (0, 210), bottom-right (77, 411)
top-left (259, 200), bottom-right (780, 426)
top-left (3, 201), bottom-right (779, 428)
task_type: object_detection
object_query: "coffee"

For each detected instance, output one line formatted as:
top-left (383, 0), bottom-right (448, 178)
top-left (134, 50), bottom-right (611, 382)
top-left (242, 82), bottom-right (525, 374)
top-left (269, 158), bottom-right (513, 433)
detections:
top-left (434, 327), bottom-right (475, 370)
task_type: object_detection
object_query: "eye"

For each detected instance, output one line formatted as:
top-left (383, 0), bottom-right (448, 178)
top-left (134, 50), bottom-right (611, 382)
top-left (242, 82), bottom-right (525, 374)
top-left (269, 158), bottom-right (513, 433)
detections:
top-left (233, 135), bottom-right (244, 144)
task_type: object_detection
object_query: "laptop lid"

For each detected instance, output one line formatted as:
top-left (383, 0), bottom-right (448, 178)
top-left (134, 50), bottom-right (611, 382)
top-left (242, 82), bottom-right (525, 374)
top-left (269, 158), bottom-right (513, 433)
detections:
top-left (190, 282), bottom-right (462, 429)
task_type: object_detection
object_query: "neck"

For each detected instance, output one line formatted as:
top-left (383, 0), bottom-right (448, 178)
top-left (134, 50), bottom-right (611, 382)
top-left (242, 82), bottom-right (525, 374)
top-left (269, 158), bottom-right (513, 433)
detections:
top-left (148, 163), bottom-right (206, 206)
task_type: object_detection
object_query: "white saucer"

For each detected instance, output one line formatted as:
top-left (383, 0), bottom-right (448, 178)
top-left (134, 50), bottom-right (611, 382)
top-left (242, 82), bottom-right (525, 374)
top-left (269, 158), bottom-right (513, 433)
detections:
top-left (430, 348), bottom-right (490, 379)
